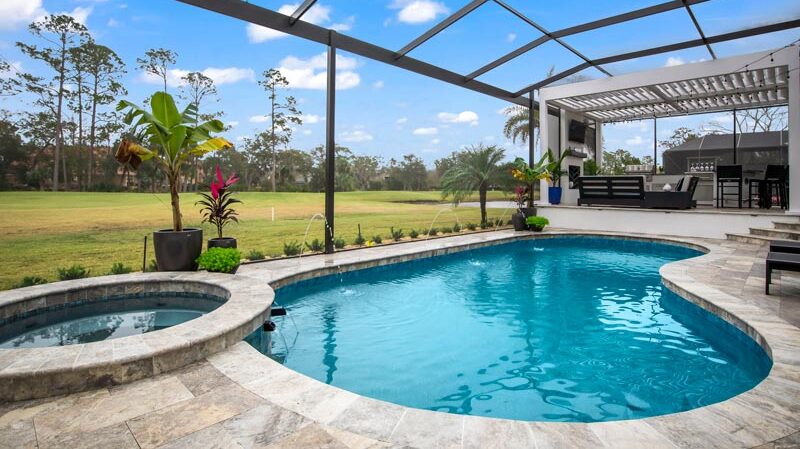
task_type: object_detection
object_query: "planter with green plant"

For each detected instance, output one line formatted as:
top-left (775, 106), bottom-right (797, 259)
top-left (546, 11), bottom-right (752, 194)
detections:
top-left (545, 149), bottom-right (568, 205)
top-left (196, 247), bottom-right (242, 274)
top-left (115, 92), bottom-right (232, 271)
top-left (526, 216), bottom-right (549, 232)
top-left (197, 165), bottom-right (241, 250)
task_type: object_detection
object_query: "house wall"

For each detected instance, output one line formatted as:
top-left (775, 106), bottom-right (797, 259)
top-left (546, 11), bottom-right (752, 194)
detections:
top-left (537, 205), bottom-right (797, 239)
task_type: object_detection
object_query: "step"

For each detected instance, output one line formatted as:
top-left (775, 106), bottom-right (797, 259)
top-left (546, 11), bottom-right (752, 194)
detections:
top-left (726, 233), bottom-right (775, 245)
top-left (773, 221), bottom-right (800, 231)
top-left (750, 227), bottom-right (800, 240)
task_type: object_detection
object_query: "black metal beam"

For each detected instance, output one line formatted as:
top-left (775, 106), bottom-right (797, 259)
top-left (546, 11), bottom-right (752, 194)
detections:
top-left (325, 43), bottom-right (336, 254)
top-left (492, 0), bottom-right (612, 79)
top-left (289, 0), bottom-right (318, 25)
top-left (175, 0), bottom-right (529, 106)
top-left (681, 0), bottom-right (716, 59)
top-left (528, 94), bottom-right (535, 165)
top-left (396, 0), bottom-right (490, 58)
top-left (515, 18), bottom-right (800, 95)
top-left (468, 0), bottom-right (708, 81)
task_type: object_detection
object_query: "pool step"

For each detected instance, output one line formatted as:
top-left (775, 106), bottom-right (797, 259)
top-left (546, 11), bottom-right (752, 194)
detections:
top-left (773, 221), bottom-right (800, 231)
top-left (749, 227), bottom-right (800, 240)
top-left (726, 233), bottom-right (776, 245)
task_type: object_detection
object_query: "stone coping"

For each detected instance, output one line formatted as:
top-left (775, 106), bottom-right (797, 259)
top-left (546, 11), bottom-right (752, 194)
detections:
top-left (231, 230), bottom-right (800, 447)
top-left (0, 272), bottom-right (273, 402)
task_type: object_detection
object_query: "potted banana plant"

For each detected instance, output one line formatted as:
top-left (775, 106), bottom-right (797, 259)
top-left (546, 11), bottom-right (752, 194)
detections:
top-left (197, 165), bottom-right (241, 249)
top-left (115, 91), bottom-right (232, 271)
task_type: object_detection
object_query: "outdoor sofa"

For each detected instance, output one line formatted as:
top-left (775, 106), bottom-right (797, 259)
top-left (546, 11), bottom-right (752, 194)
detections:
top-left (577, 175), bottom-right (698, 209)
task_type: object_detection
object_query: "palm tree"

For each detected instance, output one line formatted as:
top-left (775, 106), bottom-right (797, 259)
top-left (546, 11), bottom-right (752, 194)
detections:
top-left (502, 105), bottom-right (538, 145)
top-left (441, 144), bottom-right (506, 225)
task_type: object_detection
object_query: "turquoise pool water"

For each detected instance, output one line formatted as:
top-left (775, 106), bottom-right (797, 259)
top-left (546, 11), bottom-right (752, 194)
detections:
top-left (251, 237), bottom-right (771, 422)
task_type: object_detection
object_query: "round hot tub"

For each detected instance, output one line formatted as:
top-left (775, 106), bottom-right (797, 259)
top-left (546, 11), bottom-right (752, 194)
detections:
top-left (0, 272), bottom-right (272, 401)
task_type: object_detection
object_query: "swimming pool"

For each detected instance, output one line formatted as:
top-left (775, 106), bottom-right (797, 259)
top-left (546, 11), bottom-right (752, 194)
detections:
top-left (252, 236), bottom-right (771, 422)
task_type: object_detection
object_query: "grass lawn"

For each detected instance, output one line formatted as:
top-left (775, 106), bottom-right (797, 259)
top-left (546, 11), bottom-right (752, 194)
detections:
top-left (0, 190), bottom-right (512, 290)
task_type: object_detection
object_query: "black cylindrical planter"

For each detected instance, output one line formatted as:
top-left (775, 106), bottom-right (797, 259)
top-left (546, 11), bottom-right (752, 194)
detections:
top-left (511, 213), bottom-right (527, 231)
top-left (153, 228), bottom-right (203, 271)
top-left (208, 237), bottom-right (237, 249)
top-left (520, 207), bottom-right (537, 218)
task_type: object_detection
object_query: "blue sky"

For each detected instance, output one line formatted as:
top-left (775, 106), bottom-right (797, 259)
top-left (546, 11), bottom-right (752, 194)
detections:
top-left (0, 0), bottom-right (798, 166)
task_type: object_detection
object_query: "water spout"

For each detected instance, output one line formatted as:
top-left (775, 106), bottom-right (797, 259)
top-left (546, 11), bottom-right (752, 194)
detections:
top-left (425, 206), bottom-right (461, 240)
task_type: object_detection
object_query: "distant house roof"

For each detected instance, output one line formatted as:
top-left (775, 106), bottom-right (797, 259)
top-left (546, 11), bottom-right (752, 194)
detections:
top-left (664, 131), bottom-right (788, 153)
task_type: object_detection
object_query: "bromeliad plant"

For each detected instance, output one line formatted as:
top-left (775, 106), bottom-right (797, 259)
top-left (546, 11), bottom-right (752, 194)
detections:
top-left (197, 166), bottom-right (242, 240)
top-left (115, 91), bottom-right (233, 231)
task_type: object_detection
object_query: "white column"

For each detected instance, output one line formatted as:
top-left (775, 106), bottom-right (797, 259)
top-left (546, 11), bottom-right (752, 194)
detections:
top-left (595, 120), bottom-right (603, 169)
top-left (539, 99), bottom-right (550, 205)
top-left (789, 50), bottom-right (800, 214)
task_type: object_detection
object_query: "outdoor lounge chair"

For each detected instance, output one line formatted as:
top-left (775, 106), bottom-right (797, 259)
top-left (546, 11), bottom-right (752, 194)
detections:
top-left (765, 251), bottom-right (800, 294)
top-left (577, 176), bottom-right (646, 207)
top-left (769, 240), bottom-right (800, 254)
top-left (643, 176), bottom-right (699, 209)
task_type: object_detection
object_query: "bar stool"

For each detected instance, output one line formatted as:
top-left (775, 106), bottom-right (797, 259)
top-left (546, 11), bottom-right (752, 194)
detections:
top-left (750, 165), bottom-right (788, 209)
top-left (716, 165), bottom-right (742, 208)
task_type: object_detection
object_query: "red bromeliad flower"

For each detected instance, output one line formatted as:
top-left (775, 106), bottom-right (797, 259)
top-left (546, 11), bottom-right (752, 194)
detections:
top-left (211, 166), bottom-right (239, 199)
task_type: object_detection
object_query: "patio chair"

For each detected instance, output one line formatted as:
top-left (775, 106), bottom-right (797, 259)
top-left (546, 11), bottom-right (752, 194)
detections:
top-left (770, 240), bottom-right (800, 254)
top-left (716, 165), bottom-right (743, 208)
top-left (766, 251), bottom-right (800, 294)
top-left (643, 175), bottom-right (698, 209)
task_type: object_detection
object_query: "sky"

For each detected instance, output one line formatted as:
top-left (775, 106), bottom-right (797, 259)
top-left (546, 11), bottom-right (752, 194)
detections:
top-left (0, 0), bottom-right (798, 167)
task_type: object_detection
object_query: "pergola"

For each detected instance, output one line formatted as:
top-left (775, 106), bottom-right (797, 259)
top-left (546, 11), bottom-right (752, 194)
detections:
top-left (176, 0), bottom-right (800, 252)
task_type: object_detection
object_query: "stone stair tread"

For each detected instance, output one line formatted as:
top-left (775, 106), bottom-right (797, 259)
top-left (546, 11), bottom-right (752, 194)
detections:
top-left (750, 227), bottom-right (800, 235)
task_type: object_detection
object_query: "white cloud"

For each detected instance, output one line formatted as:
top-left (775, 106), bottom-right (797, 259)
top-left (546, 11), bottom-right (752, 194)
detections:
top-left (431, 138), bottom-right (440, 144)
top-left (0, 0), bottom-right (94, 31)
top-left (625, 136), bottom-right (648, 146)
top-left (303, 114), bottom-right (321, 124)
top-left (390, 0), bottom-right (448, 24)
top-left (228, 121), bottom-right (239, 128)
top-left (396, 117), bottom-right (408, 124)
top-left (139, 66), bottom-right (255, 87)
top-left (330, 16), bottom-right (355, 32)
top-left (277, 52), bottom-right (360, 90)
top-left (107, 18), bottom-right (119, 27)
top-left (373, 80), bottom-right (384, 89)
top-left (340, 130), bottom-right (373, 142)
top-left (247, 3), bottom-right (331, 42)
top-left (413, 127), bottom-right (438, 136)
top-left (507, 33), bottom-right (517, 43)
top-left (437, 110), bottom-right (479, 126)
top-left (303, 129), bottom-right (312, 135)
top-left (65, 6), bottom-right (92, 25)
top-left (664, 56), bottom-right (707, 67)
top-left (249, 115), bottom-right (270, 123)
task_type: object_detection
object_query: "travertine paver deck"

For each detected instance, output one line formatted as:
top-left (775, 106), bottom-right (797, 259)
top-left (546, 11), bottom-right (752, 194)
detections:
top-left (0, 229), bottom-right (799, 448)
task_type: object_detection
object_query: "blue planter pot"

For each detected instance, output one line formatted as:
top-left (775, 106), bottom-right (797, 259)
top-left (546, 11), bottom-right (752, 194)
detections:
top-left (548, 186), bottom-right (562, 205)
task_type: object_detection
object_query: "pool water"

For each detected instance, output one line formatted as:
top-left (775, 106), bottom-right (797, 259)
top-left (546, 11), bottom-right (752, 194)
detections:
top-left (0, 293), bottom-right (223, 348)
top-left (252, 237), bottom-right (772, 422)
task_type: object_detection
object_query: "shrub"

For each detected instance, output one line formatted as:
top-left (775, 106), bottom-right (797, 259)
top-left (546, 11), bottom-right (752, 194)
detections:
top-left (246, 249), bottom-right (265, 261)
top-left (283, 241), bottom-right (302, 256)
top-left (305, 238), bottom-right (324, 252)
top-left (12, 276), bottom-right (48, 289)
top-left (354, 233), bottom-right (366, 246)
top-left (453, 223), bottom-right (461, 232)
top-left (390, 227), bottom-right (404, 242)
top-left (428, 228), bottom-right (438, 236)
top-left (109, 262), bottom-right (133, 275)
top-left (196, 248), bottom-right (242, 273)
top-left (147, 259), bottom-right (158, 272)
top-left (334, 237), bottom-right (346, 249)
top-left (440, 227), bottom-right (453, 234)
top-left (466, 223), bottom-right (477, 231)
top-left (494, 218), bottom-right (503, 227)
top-left (526, 216), bottom-right (550, 231)
top-left (372, 235), bottom-right (383, 244)
top-left (409, 229), bottom-right (419, 239)
top-left (479, 221), bottom-right (489, 229)
top-left (58, 265), bottom-right (90, 281)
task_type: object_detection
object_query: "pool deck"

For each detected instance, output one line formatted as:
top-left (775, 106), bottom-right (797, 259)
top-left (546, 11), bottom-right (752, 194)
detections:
top-left (1, 229), bottom-right (800, 448)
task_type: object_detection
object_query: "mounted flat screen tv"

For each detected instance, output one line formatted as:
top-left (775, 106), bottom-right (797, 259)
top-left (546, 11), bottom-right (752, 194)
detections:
top-left (568, 120), bottom-right (587, 143)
